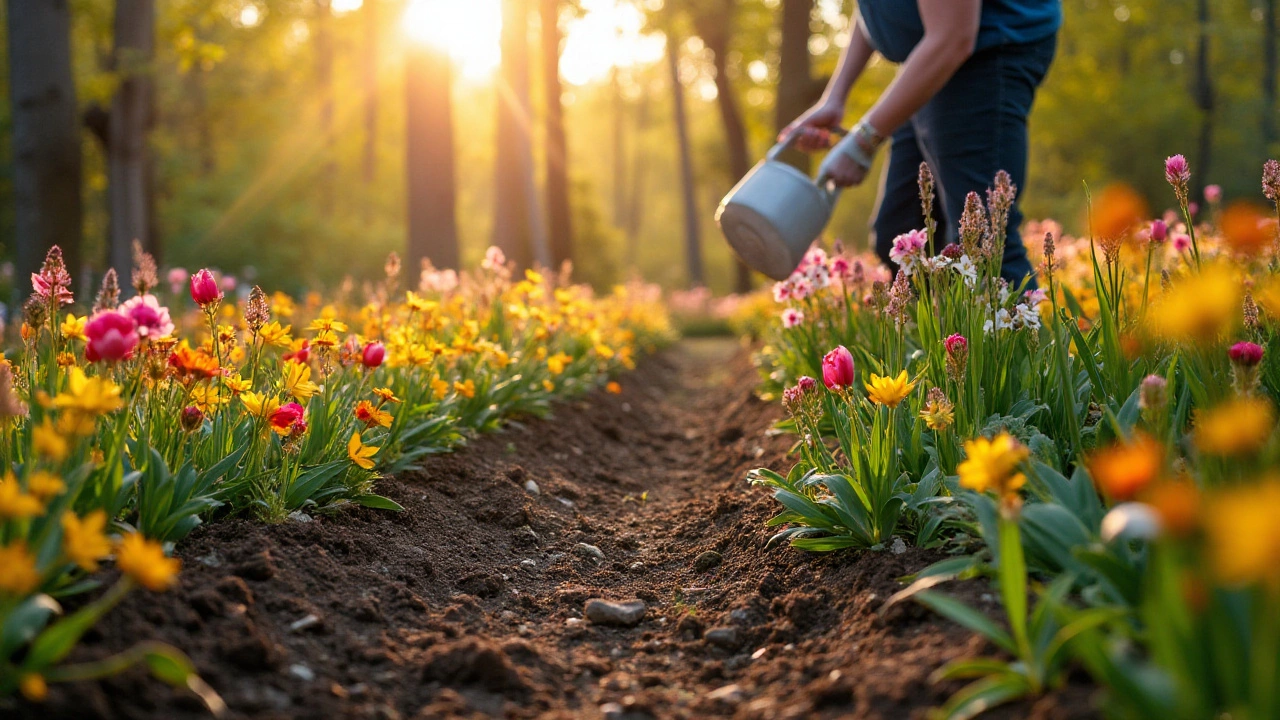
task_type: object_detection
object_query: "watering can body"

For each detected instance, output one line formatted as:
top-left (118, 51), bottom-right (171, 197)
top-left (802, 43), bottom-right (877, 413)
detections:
top-left (716, 134), bottom-right (842, 281)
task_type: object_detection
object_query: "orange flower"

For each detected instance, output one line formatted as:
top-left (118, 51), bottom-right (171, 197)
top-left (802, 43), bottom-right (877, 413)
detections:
top-left (168, 341), bottom-right (220, 382)
top-left (1145, 480), bottom-right (1200, 537)
top-left (1088, 433), bottom-right (1163, 501)
top-left (1221, 202), bottom-right (1272, 255)
top-left (1090, 183), bottom-right (1148, 241)
top-left (355, 400), bottom-right (393, 429)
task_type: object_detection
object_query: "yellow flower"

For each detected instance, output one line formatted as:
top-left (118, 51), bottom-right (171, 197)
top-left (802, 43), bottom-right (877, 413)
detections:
top-left (865, 371), bottom-right (917, 409)
top-left (62, 510), bottom-right (112, 571)
top-left (53, 368), bottom-right (124, 417)
top-left (1149, 264), bottom-right (1242, 344)
top-left (919, 390), bottom-right (955, 431)
top-left (524, 269), bottom-right (545, 285)
top-left (27, 471), bottom-right (66, 501)
top-left (60, 314), bottom-right (87, 341)
top-left (32, 418), bottom-right (69, 462)
top-left (491, 350), bottom-right (512, 369)
top-left (241, 392), bottom-right (282, 420)
top-left (0, 542), bottom-right (41, 595)
top-left (373, 387), bottom-right (401, 404)
top-left (258, 321), bottom-right (293, 347)
top-left (431, 378), bottom-right (450, 400)
top-left (543, 379), bottom-right (556, 392)
top-left (606, 381), bottom-right (622, 395)
top-left (958, 432), bottom-right (1030, 501)
top-left (18, 673), bottom-right (47, 702)
top-left (282, 360), bottom-right (320, 401)
top-left (190, 384), bottom-right (230, 413)
top-left (56, 352), bottom-right (76, 367)
top-left (594, 344), bottom-right (615, 360)
top-left (1087, 433), bottom-right (1163, 501)
top-left (1205, 479), bottom-right (1280, 586)
top-left (0, 472), bottom-right (44, 519)
top-left (271, 292), bottom-right (296, 318)
top-left (547, 352), bottom-right (573, 376)
top-left (454, 379), bottom-right (476, 399)
top-left (1194, 397), bottom-right (1274, 456)
top-left (312, 329), bottom-right (339, 348)
top-left (347, 431), bottom-right (379, 470)
top-left (355, 400), bottom-right (393, 429)
top-left (307, 318), bottom-right (348, 334)
top-left (116, 533), bottom-right (181, 591)
top-left (223, 373), bottom-right (252, 395)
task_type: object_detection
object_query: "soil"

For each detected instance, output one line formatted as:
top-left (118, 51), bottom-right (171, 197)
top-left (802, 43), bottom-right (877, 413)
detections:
top-left (13, 338), bottom-right (1100, 720)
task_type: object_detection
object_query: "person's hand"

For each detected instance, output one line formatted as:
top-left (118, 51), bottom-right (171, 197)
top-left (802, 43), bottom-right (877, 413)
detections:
top-left (780, 100), bottom-right (845, 152)
top-left (822, 151), bottom-right (870, 188)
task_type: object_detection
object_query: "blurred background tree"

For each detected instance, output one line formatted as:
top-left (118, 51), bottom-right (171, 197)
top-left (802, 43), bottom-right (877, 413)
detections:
top-left (1, 0), bottom-right (1277, 302)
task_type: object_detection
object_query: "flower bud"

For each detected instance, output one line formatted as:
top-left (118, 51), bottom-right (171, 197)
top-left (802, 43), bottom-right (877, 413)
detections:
top-left (180, 406), bottom-right (205, 433)
top-left (940, 243), bottom-right (964, 259)
top-left (189, 268), bottom-right (223, 307)
top-left (1149, 219), bottom-right (1168, 244)
top-left (821, 346), bottom-right (855, 390)
top-left (362, 342), bottom-right (386, 369)
top-left (1228, 341), bottom-right (1264, 368)
top-left (1138, 374), bottom-right (1168, 411)
top-left (944, 334), bottom-right (968, 381)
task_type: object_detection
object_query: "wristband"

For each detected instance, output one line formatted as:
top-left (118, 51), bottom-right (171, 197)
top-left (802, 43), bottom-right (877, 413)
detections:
top-left (852, 119), bottom-right (886, 152)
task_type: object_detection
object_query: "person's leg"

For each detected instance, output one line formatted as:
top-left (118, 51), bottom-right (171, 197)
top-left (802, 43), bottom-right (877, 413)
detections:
top-left (870, 123), bottom-right (937, 269)
top-left (911, 35), bottom-right (1057, 288)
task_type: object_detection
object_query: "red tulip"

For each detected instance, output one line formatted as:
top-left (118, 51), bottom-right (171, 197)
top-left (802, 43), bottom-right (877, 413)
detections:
top-left (821, 346), bottom-right (855, 390)
top-left (84, 311), bottom-right (139, 363)
top-left (190, 268), bottom-right (223, 307)
top-left (269, 402), bottom-right (306, 436)
top-left (361, 342), bottom-right (386, 369)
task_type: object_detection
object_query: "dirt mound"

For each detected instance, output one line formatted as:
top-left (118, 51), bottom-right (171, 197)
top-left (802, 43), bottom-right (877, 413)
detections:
top-left (13, 339), bottom-right (1098, 719)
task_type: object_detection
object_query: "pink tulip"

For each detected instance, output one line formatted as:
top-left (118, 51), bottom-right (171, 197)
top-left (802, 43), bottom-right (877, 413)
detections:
top-left (361, 342), bottom-right (386, 369)
top-left (821, 346), bottom-right (855, 390)
top-left (1229, 341), bottom-right (1265, 368)
top-left (1149, 219), bottom-right (1168, 244)
top-left (190, 269), bottom-right (223, 307)
top-left (84, 310), bottom-right (139, 363)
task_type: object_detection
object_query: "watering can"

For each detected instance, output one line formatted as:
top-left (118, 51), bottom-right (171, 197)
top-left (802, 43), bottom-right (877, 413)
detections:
top-left (716, 130), bottom-right (847, 281)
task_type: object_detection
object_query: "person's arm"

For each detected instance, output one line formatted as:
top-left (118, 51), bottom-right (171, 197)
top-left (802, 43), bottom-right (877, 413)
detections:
top-left (779, 16), bottom-right (876, 152)
top-left (824, 0), bottom-right (981, 186)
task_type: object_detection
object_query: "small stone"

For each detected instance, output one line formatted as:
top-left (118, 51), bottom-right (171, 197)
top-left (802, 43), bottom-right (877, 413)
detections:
top-left (729, 608), bottom-right (753, 626)
top-left (558, 497), bottom-right (577, 508)
top-left (751, 647), bottom-right (768, 660)
top-left (520, 558), bottom-right (537, 567)
top-left (289, 663), bottom-right (316, 681)
top-left (707, 684), bottom-right (745, 705)
top-left (600, 702), bottom-right (624, 720)
top-left (752, 446), bottom-right (765, 458)
top-left (196, 552), bottom-right (222, 568)
top-left (890, 537), bottom-right (907, 555)
top-left (693, 551), bottom-right (723, 573)
top-left (703, 627), bottom-right (740, 649)
top-left (524, 479), bottom-right (540, 495)
top-left (574, 543), bottom-right (605, 561)
top-left (288, 511), bottom-right (312, 523)
top-left (584, 599), bottom-right (647, 627)
top-left (289, 614), bottom-right (321, 633)
top-left (629, 561), bottom-right (644, 571)
top-left (566, 617), bottom-right (586, 627)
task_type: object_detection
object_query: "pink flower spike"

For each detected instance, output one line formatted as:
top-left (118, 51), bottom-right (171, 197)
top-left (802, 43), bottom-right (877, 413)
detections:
top-left (1165, 155), bottom-right (1190, 187)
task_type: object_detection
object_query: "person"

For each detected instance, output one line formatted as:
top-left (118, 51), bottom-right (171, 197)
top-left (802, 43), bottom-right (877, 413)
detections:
top-left (782, 0), bottom-right (1061, 286)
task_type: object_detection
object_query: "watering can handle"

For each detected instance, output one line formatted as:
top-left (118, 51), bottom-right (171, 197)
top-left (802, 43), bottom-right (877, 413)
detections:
top-left (767, 126), bottom-right (848, 198)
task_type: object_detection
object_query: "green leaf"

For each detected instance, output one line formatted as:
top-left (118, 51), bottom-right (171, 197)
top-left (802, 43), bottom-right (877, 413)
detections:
top-left (353, 494), bottom-right (405, 511)
top-left (933, 657), bottom-right (1015, 681)
top-left (997, 518), bottom-right (1029, 656)
top-left (0, 595), bottom-right (61, 659)
top-left (144, 646), bottom-right (197, 686)
top-left (932, 673), bottom-right (1033, 720)
top-left (914, 590), bottom-right (1016, 654)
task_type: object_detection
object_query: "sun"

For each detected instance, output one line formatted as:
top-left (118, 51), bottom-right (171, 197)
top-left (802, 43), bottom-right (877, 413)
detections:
top-left (401, 0), bottom-right (503, 81)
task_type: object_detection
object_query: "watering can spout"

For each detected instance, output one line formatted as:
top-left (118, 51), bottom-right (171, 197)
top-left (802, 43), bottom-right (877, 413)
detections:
top-left (715, 131), bottom-right (844, 281)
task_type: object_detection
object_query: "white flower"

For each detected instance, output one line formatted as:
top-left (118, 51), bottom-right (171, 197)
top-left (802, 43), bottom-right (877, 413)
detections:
top-left (1013, 302), bottom-right (1041, 331)
top-left (1101, 502), bottom-right (1163, 543)
top-left (983, 308), bottom-right (1013, 334)
top-left (781, 308), bottom-right (805, 329)
top-left (952, 255), bottom-right (978, 288)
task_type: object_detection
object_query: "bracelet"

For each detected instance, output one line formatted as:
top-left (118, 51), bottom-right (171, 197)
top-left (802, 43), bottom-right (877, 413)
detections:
top-left (852, 119), bottom-right (886, 151)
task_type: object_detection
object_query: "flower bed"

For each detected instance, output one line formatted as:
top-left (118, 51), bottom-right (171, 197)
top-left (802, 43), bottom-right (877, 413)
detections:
top-left (751, 158), bottom-right (1280, 719)
top-left (0, 246), bottom-right (672, 707)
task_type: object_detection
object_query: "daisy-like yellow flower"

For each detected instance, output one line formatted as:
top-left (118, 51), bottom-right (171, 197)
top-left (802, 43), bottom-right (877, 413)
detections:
top-left (0, 542), bottom-right (41, 595)
top-left (546, 352), bottom-right (573, 376)
top-left (543, 379), bottom-right (556, 392)
top-left (53, 368), bottom-right (124, 417)
top-left (61, 510), bottom-right (112, 571)
top-left (373, 387), bottom-right (402, 404)
top-left (919, 388), bottom-right (955, 431)
top-left (491, 350), bottom-right (512, 369)
top-left (0, 472), bottom-right (44, 519)
top-left (282, 360), bottom-right (320, 401)
top-left (1149, 264), bottom-right (1241, 345)
top-left (454, 379), bottom-right (476, 399)
top-left (1204, 479), bottom-right (1280, 586)
top-left (865, 371), bottom-right (917, 409)
top-left (308, 318), bottom-right (349, 334)
top-left (258, 320), bottom-right (293, 347)
top-left (190, 384), bottom-right (230, 413)
top-left (241, 392), bottom-right (282, 420)
top-left (271, 292), bottom-right (296, 318)
top-left (60, 314), bottom-right (87, 341)
top-left (222, 372), bottom-right (252, 395)
top-left (116, 533), bottom-right (181, 592)
top-left (27, 471), bottom-right (66, 501)
top-left (431, 378), bottom-right (450, 400)
top-left (32, 418), bottom-right (69, 462)
top-left (957, 432), bottom-right (1030, 503)
top-left (1194, 397), bottom-right (1274, 456)
top-left (347, 431), bottom-right (380, 470)
top-left (355, 400), bottom-right (393, 429)
top-left (312, 329), bottom-right (339, 348)
top-left (405, 291), bottom-right (437, 313)
top-left (594, 344), bottom-right (615, 360)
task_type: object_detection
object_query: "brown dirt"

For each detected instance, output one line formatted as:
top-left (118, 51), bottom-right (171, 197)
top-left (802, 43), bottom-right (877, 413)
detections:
top-left (13, 338), bottom-right (1100, 720)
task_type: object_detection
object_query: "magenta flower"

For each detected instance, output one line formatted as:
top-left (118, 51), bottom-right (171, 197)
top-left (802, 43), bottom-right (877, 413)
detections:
top-left (1204, 184), bottom-right (1222, 203)
top-left (84, 310), bottom-right (139, 363)
top-left (944, 334), bottom-right (968, 357)
top-left (190, 269), bottom-right (223, 307)
top-left (31, 246), bottom-right (74, 307)
top-left (888, 229), bottom-right (929, 269)
top-left (1172, 233), bottom-right (1192, 253)
top-left (1149, 219), bottom-right (1168, 244)
top-left (821, 346), bottom-right (856, 390)
top-left (119, 294), bottom-right (175, 339)
top-left (1229, 341), bottom-right (1265, 368)
top-left (167, 268), bottom-right (190, 295)
top-left (1165, 155), bottom-right (1190, 188)
top-left (269, 402), bottom-right (307, 436)
top-left (796, 376), bottom-right (817, 393)
top-left (781, 308), bottom-right (805, 329)
top-left (361, 342), bottom-right (386, 369)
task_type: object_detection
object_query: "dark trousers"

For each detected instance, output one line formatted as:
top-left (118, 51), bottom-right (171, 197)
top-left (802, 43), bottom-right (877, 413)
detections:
top-left (871, 34), bottom-right (1058, 287)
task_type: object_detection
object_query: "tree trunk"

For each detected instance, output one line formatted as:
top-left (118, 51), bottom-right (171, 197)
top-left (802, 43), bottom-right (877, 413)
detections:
top-left (7, 0), bottom-right (83, 296)
top-left (362, 0), bottom-right (379, 186)
top-left (611, 66), bottom-right (627, 229)
top-left (540, 0), bottom-right (573, 268)
top-left (493, 0), bottom-right (546, 270)
top-left (625, 89), bottom-right (651, 268)
top-left (1194, 0), bottom-right (1214, 188)
top-left (775, 0), bottom-right (814, 171)
top-left (406, 46), bottom-right (459, 270)
top-left (108, 0), bottom-right (156, 280)
top-left (667, 33), bottom-right (704, 288)
top-left (1265, 0), bottom-right (1277, 148)
top-left (698, 8), bottom-right (753, 293)
top-left (188, 65), bottom-right (214, 175)
top-left (315, 0), bottom-right (335, 215)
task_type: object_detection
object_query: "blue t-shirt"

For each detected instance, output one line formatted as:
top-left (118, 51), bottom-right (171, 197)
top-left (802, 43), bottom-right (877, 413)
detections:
top-left (859, 0), bottom-right (1061, 64)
